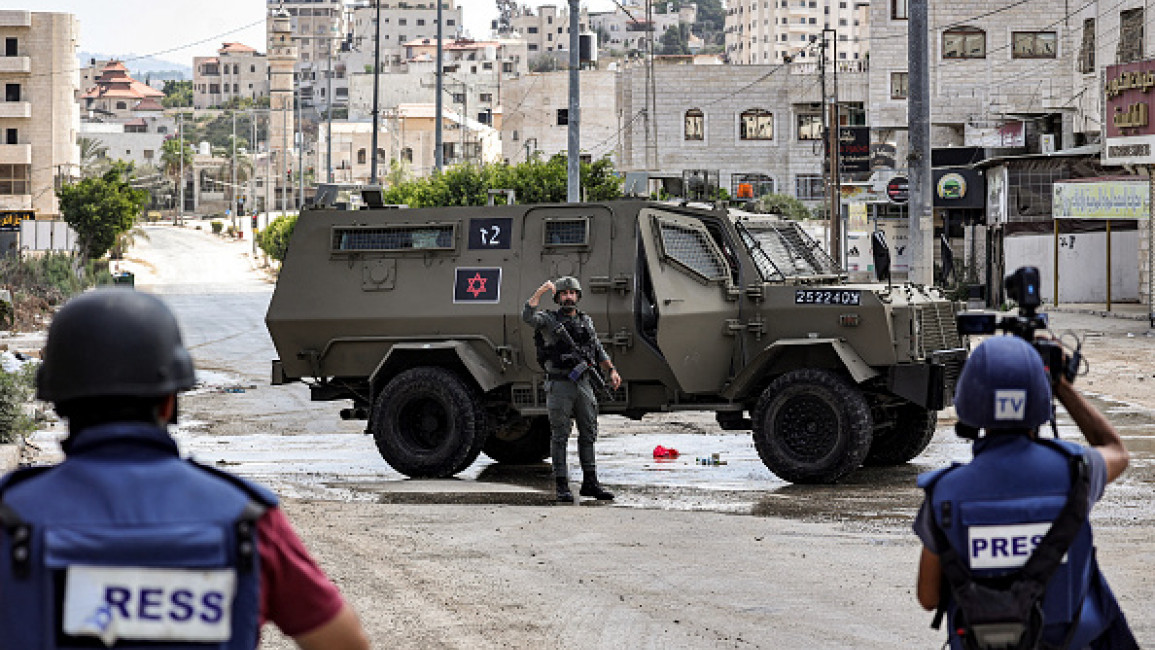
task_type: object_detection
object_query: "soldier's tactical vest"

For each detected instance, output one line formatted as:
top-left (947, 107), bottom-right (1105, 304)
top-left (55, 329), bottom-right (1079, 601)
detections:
top-left (534, 309), bottom-right (596, 372)
top-left (920, 436), bottom-right (1107, 649)
top-left (0, 423), bottom-right (277, 650)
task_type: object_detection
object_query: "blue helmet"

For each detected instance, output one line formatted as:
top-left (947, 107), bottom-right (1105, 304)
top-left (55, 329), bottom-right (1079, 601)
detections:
top-left (954, 335), bottom-right (1053, 430)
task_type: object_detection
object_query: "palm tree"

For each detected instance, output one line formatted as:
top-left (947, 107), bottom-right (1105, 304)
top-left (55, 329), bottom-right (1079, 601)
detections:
top-left (160, 137), bottom-right (193, 208)
top-left (78, 136), bottom-right (109, 178)
top-left (218, 135), bottom-right (253, 212)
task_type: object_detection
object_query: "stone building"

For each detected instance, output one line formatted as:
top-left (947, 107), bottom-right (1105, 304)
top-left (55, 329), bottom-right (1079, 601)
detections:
top-left (267, 0), bottom-right (345, 111)
top-left (588, 4), bottom-right (693, 56)
top-left (499, 68), bottom-right (617, 166)
top-left (267, 7), bottom-right (298, 211)
top-left (0, 10), bottom-right (79, 222)
top-left (507, 4), bottom-right (589, 61)
top-left (193, 42), bottom-right (269, 109)
top-left (79, 61), bottom-right (164, 121)
top-left (344, 0), bottom-right (465, 69)
top-left (725, 0), bottom-right (870, 65)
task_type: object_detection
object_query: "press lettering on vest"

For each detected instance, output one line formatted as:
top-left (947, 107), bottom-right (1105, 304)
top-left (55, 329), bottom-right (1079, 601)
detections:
top-left (968, 523), bottom-right (1064, 570)
top-left (63, 565), bottom-right (237, 644)
top-left (994, 389), bottom-right (1028, 421)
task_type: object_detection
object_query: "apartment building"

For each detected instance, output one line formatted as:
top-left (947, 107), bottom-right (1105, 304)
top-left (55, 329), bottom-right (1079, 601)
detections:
top-left (0, 10), bottom-right (79, 222)
top-left (345, 0), bottom-right (465, 69)
top-left (266, 0), bottom-right (345, 110)
top-left (725, 0), bottom-right (870, 64)
top-left (507, 4), bottom-right (589, 59)
top-left (499, 68), bottom-right (617, 165)
top-left (193, 42), bottom-right (269, 109)
top-left (589, 4), bottom-right (693, 55)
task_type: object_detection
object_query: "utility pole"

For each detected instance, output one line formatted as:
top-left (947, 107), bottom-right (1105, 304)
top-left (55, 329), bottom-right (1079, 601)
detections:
top-left (177, 110), bottom-right (184, 225)
top-left (327, 36), bottom-right (334, 183)
top-left (370, 0), bottom-right (382, 185)
top-left (822, 28), bottom-right (841, 268)
top-left (566, 0), bottom-right (580, 202)
top-left (231, 110), bottom-right (237, 233)
top-left (297, 89), bottom-right (304, 209)
top-left (435, 0), bottom-right (444, 174)
top-left (908, 0), bottom-right (933, 285)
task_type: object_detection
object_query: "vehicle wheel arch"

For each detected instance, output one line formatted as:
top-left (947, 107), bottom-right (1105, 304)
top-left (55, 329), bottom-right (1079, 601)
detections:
top-left (724, 339), bottom-right (879, 402)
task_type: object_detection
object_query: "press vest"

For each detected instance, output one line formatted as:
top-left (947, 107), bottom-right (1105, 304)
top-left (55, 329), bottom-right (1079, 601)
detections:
top-left (920, 435), bottom-right (1107, 649)
top-left (0, 422), bottom-right (278, 650)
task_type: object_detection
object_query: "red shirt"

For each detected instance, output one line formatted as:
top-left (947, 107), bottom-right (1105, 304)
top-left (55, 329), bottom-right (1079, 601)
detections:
top-left (257, 507), bottom-right (346, 638)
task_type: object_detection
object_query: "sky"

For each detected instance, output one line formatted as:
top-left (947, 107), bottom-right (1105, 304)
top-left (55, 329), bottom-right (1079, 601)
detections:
top-left (5, 0), bottom-right (618, 67)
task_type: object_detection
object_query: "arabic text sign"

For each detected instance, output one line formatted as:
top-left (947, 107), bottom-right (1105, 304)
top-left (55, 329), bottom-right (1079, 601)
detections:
top-left (1052, 181), bottom-right (1149, 220)
top-left (1104, 59), bottom-right (1155, 165)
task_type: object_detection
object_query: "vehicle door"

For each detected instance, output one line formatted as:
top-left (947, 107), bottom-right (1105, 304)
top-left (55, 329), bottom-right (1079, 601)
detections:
top-left (636, 207), bottom-right (740, 394)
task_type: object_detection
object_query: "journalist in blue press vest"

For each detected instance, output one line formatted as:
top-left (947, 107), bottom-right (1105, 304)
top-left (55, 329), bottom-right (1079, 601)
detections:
top-left (0, 289), bottom-right (368, 649)
top-left (912, 335), bottom-right (1136, 649)
top-left (524, 276), bottom-right (622, 503)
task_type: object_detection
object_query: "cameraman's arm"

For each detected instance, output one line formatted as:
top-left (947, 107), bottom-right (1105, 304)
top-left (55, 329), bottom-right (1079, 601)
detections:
top-left (1055, 379), bottom-right (1129, 483)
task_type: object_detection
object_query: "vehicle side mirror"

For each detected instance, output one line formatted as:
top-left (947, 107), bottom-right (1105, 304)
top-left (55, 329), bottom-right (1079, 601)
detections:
top-left (871, 231), bottom-right (891, 283)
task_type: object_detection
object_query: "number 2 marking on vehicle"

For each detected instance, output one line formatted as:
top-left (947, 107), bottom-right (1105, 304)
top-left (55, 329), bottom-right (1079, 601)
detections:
top-left (479, 225), bottom-right (502, 246)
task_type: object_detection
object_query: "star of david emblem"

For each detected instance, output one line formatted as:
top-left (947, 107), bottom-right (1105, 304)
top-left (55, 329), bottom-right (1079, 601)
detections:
top-left (466, 272), bottom-right (487, 297)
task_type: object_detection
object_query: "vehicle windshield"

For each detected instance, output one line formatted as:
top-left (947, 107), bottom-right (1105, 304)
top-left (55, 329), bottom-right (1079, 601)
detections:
top-left (735, 218), bottom-right (839, 281)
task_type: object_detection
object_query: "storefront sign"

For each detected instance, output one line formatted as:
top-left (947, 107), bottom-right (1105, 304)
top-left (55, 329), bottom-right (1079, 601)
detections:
top-left (1052, 180), bottom-right (1149, 219)
top-left (0, 210), bottom-right (33, 231)
top-left (1103, 59), bottom-right (1155, 166)
top-left (933, 168), bottom-right (985, 208)
top-left (838, 127), bottom-right (870, 174)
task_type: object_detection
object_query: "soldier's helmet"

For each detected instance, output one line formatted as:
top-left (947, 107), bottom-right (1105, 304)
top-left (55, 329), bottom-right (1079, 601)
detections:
top-left (953, 335), bottom-right (1052, 430)
top-left (553, 276), bottom-right (583, 303)
top-left (36, 288), bottom-right (197, 404)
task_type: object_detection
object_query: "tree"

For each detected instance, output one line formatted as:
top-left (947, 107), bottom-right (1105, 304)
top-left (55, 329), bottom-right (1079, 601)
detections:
top-left (160, 137), bottom-right (193, 206)
top-left (529, 55), bottom-right (560, 73)
top-left (752, 193), bottom-right (815, 220)
top-left (56, 161), bottom-right (149, 262)
top-left (657, 23), bottom-right (691, 56)
top-left (258, 213), bottom-right (298, 262)
top-left (161, 80), bottom-right (193, 108)
top-left (78, 136), bottom-right (109, 178)
top-left (218, 134), bottom-right (253, 210)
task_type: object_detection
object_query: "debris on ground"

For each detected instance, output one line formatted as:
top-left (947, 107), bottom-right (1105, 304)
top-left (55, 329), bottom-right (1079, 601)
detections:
top-left (653, 445), bottom-right (680, 459)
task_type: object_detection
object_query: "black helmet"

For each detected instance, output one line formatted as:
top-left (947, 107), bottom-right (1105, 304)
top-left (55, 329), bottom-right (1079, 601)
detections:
top-left (552, 276), bottom-right (582, 303)
top-left (36, 289), bottom-right (196, 403)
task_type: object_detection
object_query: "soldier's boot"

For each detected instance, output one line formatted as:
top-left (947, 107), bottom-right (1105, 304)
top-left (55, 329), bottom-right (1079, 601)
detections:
top-left (555, 477), bottom-right (575, 503)
top-left (579, 470), bottom-right (614, 500)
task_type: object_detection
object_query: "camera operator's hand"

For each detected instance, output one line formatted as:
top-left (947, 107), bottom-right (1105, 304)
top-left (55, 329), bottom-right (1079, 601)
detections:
top-left (1054, 378), bottom-right (1129, 484)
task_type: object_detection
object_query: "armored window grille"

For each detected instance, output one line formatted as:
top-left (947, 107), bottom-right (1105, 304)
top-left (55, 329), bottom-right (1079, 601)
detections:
top-left (737, 221), bottom-right (837, 281)
top-left (656, 219), bottom-right (727, 281)
top-left (544, 218), bottom-right (589, 247)
top-left (332, 224), bottom-right (455, 252)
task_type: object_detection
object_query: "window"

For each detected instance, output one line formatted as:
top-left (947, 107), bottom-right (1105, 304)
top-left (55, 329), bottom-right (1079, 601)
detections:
top-left (115, 101), bottom-right (127, 110)
top-left (684, 108), bottom-right (704, 141)
top-left (143, 149), bottom-right (154, 160)
top-left (739, 109), bottom-right (773, 140)
top-left (943, 27), bottom-right (985, 59)
top-left (656, 219), bottom-right (728, 282)
top-left (557, 108), bottom-right (568, 125)
top-left (452, 92), bottom-right (465, 103)
top-left (0, 164), bottom-right (30, 195)
top-left (5, 128), bottom-right (15, 145)
top-left (401, 147), bottom-right (413, 163)
top-left (892, 0), bottom-right (907, 20)
top-left (528, 26), bottom-right (538, 34)
top-left (4, 84), bottom-right (19, 102)
top-left (1012, 32), bottom-right (1056, 59)
top-left (1078, 19), bottom-right (1095, 73)
top-left (417, 19), bottom-right (425, 26)
top-left (332, 224), bottom-right (456, 251)
top-left (479, 93), bottom-right (492, 102)
top-left (399, 18), bottom-right (407, 25)
top-left (795, 174), bottom-right (825, 200)
top-left (4, 38), bottom-right (15, 57)
top-left (731, 173), bottom-right (774, 199)
top-left (357, 148), bottom-right (366, 164)
top-left (797, 113), bottom-right (822, 140)
top-left (891, 71), bottom-right (908, 99)
top-left (544, 218), bottom-right (589, 247)
top-left (1118, 8), bottom-right (1143, 64)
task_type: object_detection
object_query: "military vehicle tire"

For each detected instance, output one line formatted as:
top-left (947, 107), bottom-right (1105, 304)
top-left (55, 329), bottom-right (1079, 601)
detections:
top-left (483, 416), bottom-right (551, 464)
top-left (372, 367), bottom-right (487, 478)
top-left (752, 368), bottom-right (873, 484)
top-left (863, 404), bottom-right (937, 467)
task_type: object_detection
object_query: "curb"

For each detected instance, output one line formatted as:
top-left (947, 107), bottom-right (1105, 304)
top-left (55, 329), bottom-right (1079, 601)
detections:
top-left (1047, 306), bottom-right (1152, 322)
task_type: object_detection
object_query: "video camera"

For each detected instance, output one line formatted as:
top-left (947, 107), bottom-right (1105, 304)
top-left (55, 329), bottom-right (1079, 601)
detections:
top-left (956, 266), bottom-right (1078, 386)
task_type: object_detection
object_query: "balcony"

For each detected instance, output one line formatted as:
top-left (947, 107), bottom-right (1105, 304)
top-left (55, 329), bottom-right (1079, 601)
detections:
top-left (0, 144), bottom-right (30, 165)
top-left (0, 11), bottom-right (31, 28)
top-left (0, 102), bottom-right (31, 118)
top-left (0, 57), bottom-right (30, 74)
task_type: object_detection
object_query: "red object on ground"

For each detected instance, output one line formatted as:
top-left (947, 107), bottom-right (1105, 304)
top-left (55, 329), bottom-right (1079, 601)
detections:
top-left (653, 445), bottom-right (680, 459)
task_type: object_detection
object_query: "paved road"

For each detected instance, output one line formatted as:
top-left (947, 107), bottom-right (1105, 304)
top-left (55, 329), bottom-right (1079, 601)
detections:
top-left (23, 224), bottom-right (1155, 647)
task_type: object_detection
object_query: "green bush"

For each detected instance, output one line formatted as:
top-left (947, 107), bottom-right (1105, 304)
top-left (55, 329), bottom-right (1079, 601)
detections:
top-left (211, 221), bottom-right (224, 235)
top-left (259, 213), bottom-right (298, 262)
top-left (0, 363), bottom-right (36, 444)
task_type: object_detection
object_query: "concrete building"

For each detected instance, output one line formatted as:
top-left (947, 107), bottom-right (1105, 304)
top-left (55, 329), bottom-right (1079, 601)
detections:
top-left (589, 4), bottom-right (694, 56)
top-left (79, 98), bottom-right (173, 168)
top-left (318, 103), bottom-right (500, 183)
top-left (0, 10), bottom-right (80, 222)
top-left (507, 4), bottom-right (589, 60)
top-left (267, 0), bottom-right (345, 111)
top-left (193, 42), bottom-right (269, 109)
top-left (725, 0), bottom-right (870, 65)
top-left (614, 60), bottom-right (866, 202)
top-left (500, 68), bottom-right (617, 166)
top-left (344, 0), bottom-right (465, 69)
top-left (79, 61), bottom-right (165, 121)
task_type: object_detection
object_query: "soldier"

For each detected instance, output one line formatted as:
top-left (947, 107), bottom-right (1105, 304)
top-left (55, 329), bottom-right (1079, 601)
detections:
top-left (913, 335), bottom-right (1136, 649)
top-left (524, 277), bottom-right (622, 503)
top-left (0, 289), bottom-right (369, 650)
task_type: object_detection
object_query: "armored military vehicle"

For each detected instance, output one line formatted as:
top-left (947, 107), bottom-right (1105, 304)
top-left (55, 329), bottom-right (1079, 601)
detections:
top-left (266, 200), bottom-right (965, 484)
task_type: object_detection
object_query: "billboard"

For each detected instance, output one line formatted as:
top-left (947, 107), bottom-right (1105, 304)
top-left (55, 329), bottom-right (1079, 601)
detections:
top-left (1103, 59), bottom-right (1155, 166)
top-left (1052, 180), bottom-right (1149, 219)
